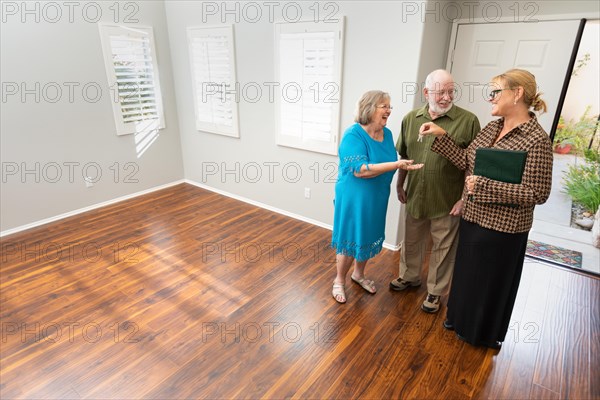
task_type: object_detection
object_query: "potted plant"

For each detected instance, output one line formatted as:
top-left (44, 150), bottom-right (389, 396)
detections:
top-left (554, 116), bottom-right (576, 153)
top-left (554, 107), bottom-right (599, 155)
top-left (562, 148), bottom-right (600, 219)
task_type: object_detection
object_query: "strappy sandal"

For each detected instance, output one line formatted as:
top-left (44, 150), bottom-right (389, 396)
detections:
top-left (351, 276), bottom-right (377, 294)
top-left (332, 282), bottom-right (346, 303)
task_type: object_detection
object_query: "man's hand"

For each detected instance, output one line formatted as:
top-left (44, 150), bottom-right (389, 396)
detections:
top-left (449, 199), bottom-right (463, 216)
top-left (397, 186), bottom-right (407, 203)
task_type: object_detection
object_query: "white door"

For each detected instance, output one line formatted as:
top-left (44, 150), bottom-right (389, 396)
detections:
top-left (448, 19), bottom-right (582, 133)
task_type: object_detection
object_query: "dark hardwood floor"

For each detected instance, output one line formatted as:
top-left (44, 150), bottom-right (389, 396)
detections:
top-left (1, 183), bottom-right (598, 399)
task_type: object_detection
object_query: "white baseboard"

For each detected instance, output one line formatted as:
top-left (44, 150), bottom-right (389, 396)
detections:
top-left (186, 179), bottom-right (400, 252)
top-left (1, 179), bottom-right (402, 254)
top-left (0, 180), bottom-right (185, 237)
top-left (185, 179), bottom-right (334, 231)
top-left (384, 243), bottom-right (401, 251)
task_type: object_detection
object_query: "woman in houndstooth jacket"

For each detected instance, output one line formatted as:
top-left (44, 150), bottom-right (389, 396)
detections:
top-left (419, 69), bottom-right (553, 350)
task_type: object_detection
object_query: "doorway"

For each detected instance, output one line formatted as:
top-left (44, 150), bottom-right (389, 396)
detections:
top-left (448, 18), bottom-right (600, 274)
top-left (532, 19), bottom-right (600, 274)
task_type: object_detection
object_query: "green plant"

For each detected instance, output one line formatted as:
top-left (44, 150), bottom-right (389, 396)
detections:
top-left (584, 148), bottom-right (600, 163)
top-left (562, 149), bottom-right (600, 213)
top-left (554, 106), bottom-right (599, 155)
top-left (572, 53), bottom-right (590, 77)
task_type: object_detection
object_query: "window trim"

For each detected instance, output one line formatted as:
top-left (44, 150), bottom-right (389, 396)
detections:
top-left (274, 17), bottom-right (345, 155)
top-left (98, 22), bottom-right (166, 136)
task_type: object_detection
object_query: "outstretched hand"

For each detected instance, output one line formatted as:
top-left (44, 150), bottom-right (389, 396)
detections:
top-left (419, 122), bottom-right (447, 137)
top-left (397, 160), bottom-right (424, 171)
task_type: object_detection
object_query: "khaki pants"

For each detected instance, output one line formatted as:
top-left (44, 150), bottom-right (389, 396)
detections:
top-left (399, 213), bottom-right (460, 296)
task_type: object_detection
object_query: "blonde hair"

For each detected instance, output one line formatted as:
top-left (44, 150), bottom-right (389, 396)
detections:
top-left (494, 69), bottom-right (547, 113)
top-left (354, 90), bottom-right (390, 125)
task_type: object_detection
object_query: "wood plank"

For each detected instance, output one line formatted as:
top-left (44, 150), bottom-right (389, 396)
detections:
top-left (1, 183), bottom-right (598, 399)
top-left (475, 257), bottom-right (536, 399)
top-left (591, 272), bottom-right (600, 399)
top-left (532, 266), bottom-right (569, 393)
top-left (560, 273), bottom-right (591, 399)
top-left (529, 383), bottom-right (561, 400)
top-left (499, 262), bottom-right (549, 399)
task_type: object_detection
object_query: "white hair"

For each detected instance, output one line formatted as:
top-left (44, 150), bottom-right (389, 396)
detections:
top-left (425, 69), bottom-right (453, 90)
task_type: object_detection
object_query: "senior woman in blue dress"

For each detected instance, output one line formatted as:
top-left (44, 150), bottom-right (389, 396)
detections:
top-left (332, 90), bottom-right (423, 303)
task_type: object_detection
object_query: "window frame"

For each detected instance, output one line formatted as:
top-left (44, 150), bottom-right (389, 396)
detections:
top-left (187, 25), bottom-right (240, 138)
top-left (274, 17), bottom-right (345, 155)
top-left (98, 23), bottom-right (166, 136)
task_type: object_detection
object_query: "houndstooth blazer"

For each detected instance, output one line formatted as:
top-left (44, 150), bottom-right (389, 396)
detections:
top-left (431, 113), bottom-right (553, 233)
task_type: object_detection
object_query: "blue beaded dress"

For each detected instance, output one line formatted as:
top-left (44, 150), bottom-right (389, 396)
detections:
top-left (331, 123), bottom-right (398, 261)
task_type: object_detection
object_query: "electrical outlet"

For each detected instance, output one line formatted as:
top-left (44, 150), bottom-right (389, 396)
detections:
top-left (84, 177), bottom-right (94, 188)
top-left (304, 187), bottom-right (311, 199)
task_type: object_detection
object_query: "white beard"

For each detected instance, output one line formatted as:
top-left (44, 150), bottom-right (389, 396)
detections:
top-left (429, 101), bottom-right (452, 116)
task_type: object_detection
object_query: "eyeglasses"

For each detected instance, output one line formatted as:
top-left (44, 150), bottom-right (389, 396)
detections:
top-left (488, 88), bottom-right (513, 100)
top-left (428, 89), bottom-right (457, 97)
top-left (376, 105), bottom-right (393, 110)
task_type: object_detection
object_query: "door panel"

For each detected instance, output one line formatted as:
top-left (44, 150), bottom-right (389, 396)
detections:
top-left (449, 20), bottom-right (581, 133)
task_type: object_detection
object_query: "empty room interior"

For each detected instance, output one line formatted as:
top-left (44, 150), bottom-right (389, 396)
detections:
top-left (1, 1), bottom-right (599, 399)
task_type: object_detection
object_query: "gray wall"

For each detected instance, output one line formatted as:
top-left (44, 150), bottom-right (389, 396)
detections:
top-left (0, 0), bottom-right (184, 232)
top-left (476, 0), bottom-right (599, 18)
top-left (165, 0), bottom-right (453, 248)
top-left (2, 0), bottom-right (598, 248)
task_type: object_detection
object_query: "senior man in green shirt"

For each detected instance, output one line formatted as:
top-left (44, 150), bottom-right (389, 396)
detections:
top-left (390, 69), bottom-right (480, 313)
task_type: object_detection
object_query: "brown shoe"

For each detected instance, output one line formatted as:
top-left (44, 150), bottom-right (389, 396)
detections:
top-left (389, 278), bottom-right (421, 291)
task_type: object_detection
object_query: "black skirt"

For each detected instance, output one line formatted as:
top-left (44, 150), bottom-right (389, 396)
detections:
top-left (446, 218), bottom-right (529, 348)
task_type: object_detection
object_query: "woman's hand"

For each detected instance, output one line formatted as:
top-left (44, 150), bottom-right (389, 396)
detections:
top-left (354, 160), bottom-right (423, 179)
top-left (465, 175), bottom-right (478, 194)
top-left (396, 160), bottom-right (424, 171)
top-left (419, 122), bottom-right (447, 137)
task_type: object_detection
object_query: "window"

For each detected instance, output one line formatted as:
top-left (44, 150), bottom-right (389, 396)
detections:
top-left (98, 23), bottom-right (165, 136)
top-left (187, 25), bottom-right (239, 138)
top-left (275, 18), bottom-right (345, 155)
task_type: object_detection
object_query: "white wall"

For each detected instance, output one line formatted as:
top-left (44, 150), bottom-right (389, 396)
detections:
top-left (0, 0), bottom-right (184, 232)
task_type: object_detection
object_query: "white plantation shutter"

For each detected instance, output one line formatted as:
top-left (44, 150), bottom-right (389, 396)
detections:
top-left (98, 24), bottom-right (165, 136)
top-left (275, 19), bottom-right (344, 155)
top-left (187, 25), bottom-right (239, 137)
top-left (111, 36), bottom-right (158, 123)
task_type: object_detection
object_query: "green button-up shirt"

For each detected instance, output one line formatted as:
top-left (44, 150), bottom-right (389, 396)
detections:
top-left (397, 104), bottom-right (480, 219)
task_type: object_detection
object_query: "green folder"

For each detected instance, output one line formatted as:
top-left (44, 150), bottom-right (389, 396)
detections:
top-left (473, 148), bottom-right (528, 184)
top-left (472, 148), bottom-right (528, 207)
